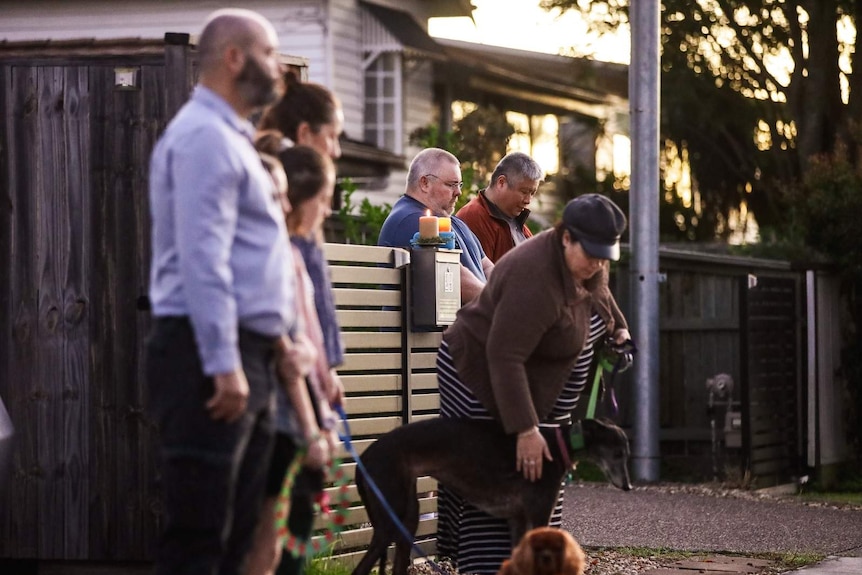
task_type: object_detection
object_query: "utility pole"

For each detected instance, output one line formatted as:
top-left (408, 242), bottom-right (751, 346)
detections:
top-left (629, 0), bottom-right (661, 482)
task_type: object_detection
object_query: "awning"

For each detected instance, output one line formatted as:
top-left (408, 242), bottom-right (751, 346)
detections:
top-left (435, 38), bottom-right (629, 119)
top-left (360, 1), bottom-right (447, 61)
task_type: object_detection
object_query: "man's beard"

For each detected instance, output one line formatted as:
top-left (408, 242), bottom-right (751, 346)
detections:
top-left (236, 54), bottom-right (282, 109)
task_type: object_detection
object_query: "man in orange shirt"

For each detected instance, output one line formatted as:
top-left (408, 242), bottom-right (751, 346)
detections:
top-left (457, 152), bottom-right (543, 262)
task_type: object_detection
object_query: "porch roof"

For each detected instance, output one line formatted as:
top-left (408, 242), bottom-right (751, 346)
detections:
top-left (435, 38), bottom-right (628, 120)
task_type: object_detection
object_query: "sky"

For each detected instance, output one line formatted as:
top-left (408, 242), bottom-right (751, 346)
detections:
top-left (428, 0), bottom-right (630, 64)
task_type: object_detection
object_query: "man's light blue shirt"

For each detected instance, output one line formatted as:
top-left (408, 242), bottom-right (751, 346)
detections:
top-left (148, 86), bottom-right (296, 375)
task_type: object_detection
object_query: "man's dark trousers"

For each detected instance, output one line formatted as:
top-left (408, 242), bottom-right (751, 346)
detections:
top-left (146, 317), bottom-right (278, 575)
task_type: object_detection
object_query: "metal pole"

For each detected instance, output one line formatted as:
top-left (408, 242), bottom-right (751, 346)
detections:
top-left (629, 0), bottom-right (661, 482)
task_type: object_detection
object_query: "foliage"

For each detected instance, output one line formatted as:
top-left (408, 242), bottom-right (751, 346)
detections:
top-left (451, 104), bottom-right (518, 187)
top-left (775, 144), bottom-right (862, 459)
top-left (540, 0), bottom-right (860, 242)
top-left (544, 0), bottom-right (862, 457)
top-left (773, 142), bottom-right (862, 273)
top-left (334, 178), bottom-right (392, 245)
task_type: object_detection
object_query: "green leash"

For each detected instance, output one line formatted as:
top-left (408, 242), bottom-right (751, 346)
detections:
top-left (585, 355), bottom-right (612, 420)
top-left (570, 350), bottom-right (622, 451)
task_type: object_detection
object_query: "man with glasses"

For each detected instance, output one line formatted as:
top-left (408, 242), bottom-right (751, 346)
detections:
top-left (379, 148), bottom-right (493, 303)
top-left (457, 152), bottom-right (543, 263)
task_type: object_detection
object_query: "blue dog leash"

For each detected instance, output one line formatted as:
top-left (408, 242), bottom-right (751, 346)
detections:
top-left (335, 405), bottom-right (449, 575)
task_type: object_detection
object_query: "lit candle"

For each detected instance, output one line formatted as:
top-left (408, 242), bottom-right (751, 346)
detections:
top-left (418, 210), bottom-right (439, 239)
top-left (438, 217), bottom-right (452, 233)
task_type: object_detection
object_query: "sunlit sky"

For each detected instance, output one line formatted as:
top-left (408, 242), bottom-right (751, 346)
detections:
top-left (429, 0), bottom-right (630, 64)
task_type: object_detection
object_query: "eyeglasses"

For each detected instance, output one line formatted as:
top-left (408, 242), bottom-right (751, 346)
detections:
top-left (424, 174), bottom-right (463, 191)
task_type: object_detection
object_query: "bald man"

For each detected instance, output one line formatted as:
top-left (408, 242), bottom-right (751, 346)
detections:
top-left (146, 9), bottom-right (298, 574)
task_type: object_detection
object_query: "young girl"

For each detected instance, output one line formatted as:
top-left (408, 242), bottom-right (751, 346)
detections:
top-left (246, 137), bottom-right (342, 575)
top-left (258, 76), bottom-right (349, 575)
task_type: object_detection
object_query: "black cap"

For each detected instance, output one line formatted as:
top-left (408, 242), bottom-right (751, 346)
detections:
top-left (562, 194), bottom-right (627, 261)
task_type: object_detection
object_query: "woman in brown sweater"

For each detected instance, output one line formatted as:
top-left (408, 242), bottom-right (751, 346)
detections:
top-left (435, 194), bottom-right (631, 574)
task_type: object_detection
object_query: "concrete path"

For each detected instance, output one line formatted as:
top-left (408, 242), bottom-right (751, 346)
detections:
top-left (785, 556), bottom-right (862, 575)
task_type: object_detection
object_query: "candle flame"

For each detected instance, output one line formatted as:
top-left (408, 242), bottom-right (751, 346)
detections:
top-left (425, 209), bottom-right (431, 217)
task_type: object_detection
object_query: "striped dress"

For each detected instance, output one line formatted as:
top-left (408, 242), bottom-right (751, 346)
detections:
top-left (435, 312), bottom-right (606, 575)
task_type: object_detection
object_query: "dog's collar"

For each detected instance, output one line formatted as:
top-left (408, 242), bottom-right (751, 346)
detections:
top-left (569, 420), bottom-right (585, 452)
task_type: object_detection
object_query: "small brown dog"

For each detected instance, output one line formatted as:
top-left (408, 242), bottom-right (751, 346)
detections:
top-left (498, 527), bottom-right (585, 575)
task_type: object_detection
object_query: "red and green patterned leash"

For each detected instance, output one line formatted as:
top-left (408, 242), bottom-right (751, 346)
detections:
top-left (274, 449), bottom-right (352, 558)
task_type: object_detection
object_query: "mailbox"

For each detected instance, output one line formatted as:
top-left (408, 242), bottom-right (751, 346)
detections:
top-left (411, 247), bottom-right (461, 328)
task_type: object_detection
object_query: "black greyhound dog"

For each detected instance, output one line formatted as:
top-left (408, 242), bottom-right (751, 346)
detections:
top-left (350, 417), bottom-right (632, 575)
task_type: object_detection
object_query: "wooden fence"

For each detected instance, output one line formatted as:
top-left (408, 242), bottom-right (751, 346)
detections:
top-left (314, 243), bottom-right (443, 564)
top-left (611, 249), bottom-right (813, 484)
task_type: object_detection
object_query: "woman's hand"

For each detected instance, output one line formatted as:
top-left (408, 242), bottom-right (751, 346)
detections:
top-left (322, 427), bottom-right (340, 454)
top-left (275, 334), bottom-right (317, 383)
top-left (515, 426), bottom-right (552, 482)
top-left (612, 328), bottom-right (631, 345)
top-left (303, 433), bottom-right (330, 470)
top-left (323, 368), bottom-right (346, 407)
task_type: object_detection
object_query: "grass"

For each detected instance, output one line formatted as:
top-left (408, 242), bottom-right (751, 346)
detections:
top-left (570, 460), bottom-right (606, 482)
top-left (796, 473), bottom-right (862, 506)
top-left (763, 551), bottom-right (827, 570)
top-left (308, 550), bottom-right (355, 575)
top-left (796, 490), bottom-right (862, 505)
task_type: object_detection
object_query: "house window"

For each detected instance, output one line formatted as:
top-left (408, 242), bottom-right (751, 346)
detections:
top-left (364, 52), bottom-right (402, 153)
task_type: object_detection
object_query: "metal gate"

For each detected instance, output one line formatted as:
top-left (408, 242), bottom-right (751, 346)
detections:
top-left (739, 274), bottom-right (805, 487)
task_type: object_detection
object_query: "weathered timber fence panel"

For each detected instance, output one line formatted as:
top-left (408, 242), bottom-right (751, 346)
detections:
top-left (1, 63), bottom-right (95, 560)
top-left (740, 275), bottom-right (804, 486)
top-left (87, 61), bottom-right (167, 560)
top-left (613, 249), bottom-right (806, 482)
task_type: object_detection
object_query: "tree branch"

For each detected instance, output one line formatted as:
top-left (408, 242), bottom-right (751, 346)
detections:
top-left (712, 0), bottom-right (789, 94)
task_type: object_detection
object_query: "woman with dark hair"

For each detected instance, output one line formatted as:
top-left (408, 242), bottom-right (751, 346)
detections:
top-left (259, 71), bottom-right (344, 159)
top-left (436, 194), bottom-right (631, 574)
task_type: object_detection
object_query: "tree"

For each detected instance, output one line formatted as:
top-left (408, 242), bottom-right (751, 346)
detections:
top-left (545, 0), bottom-right (862, 462)
top-left (541, 0), bottom-right (856, 241)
